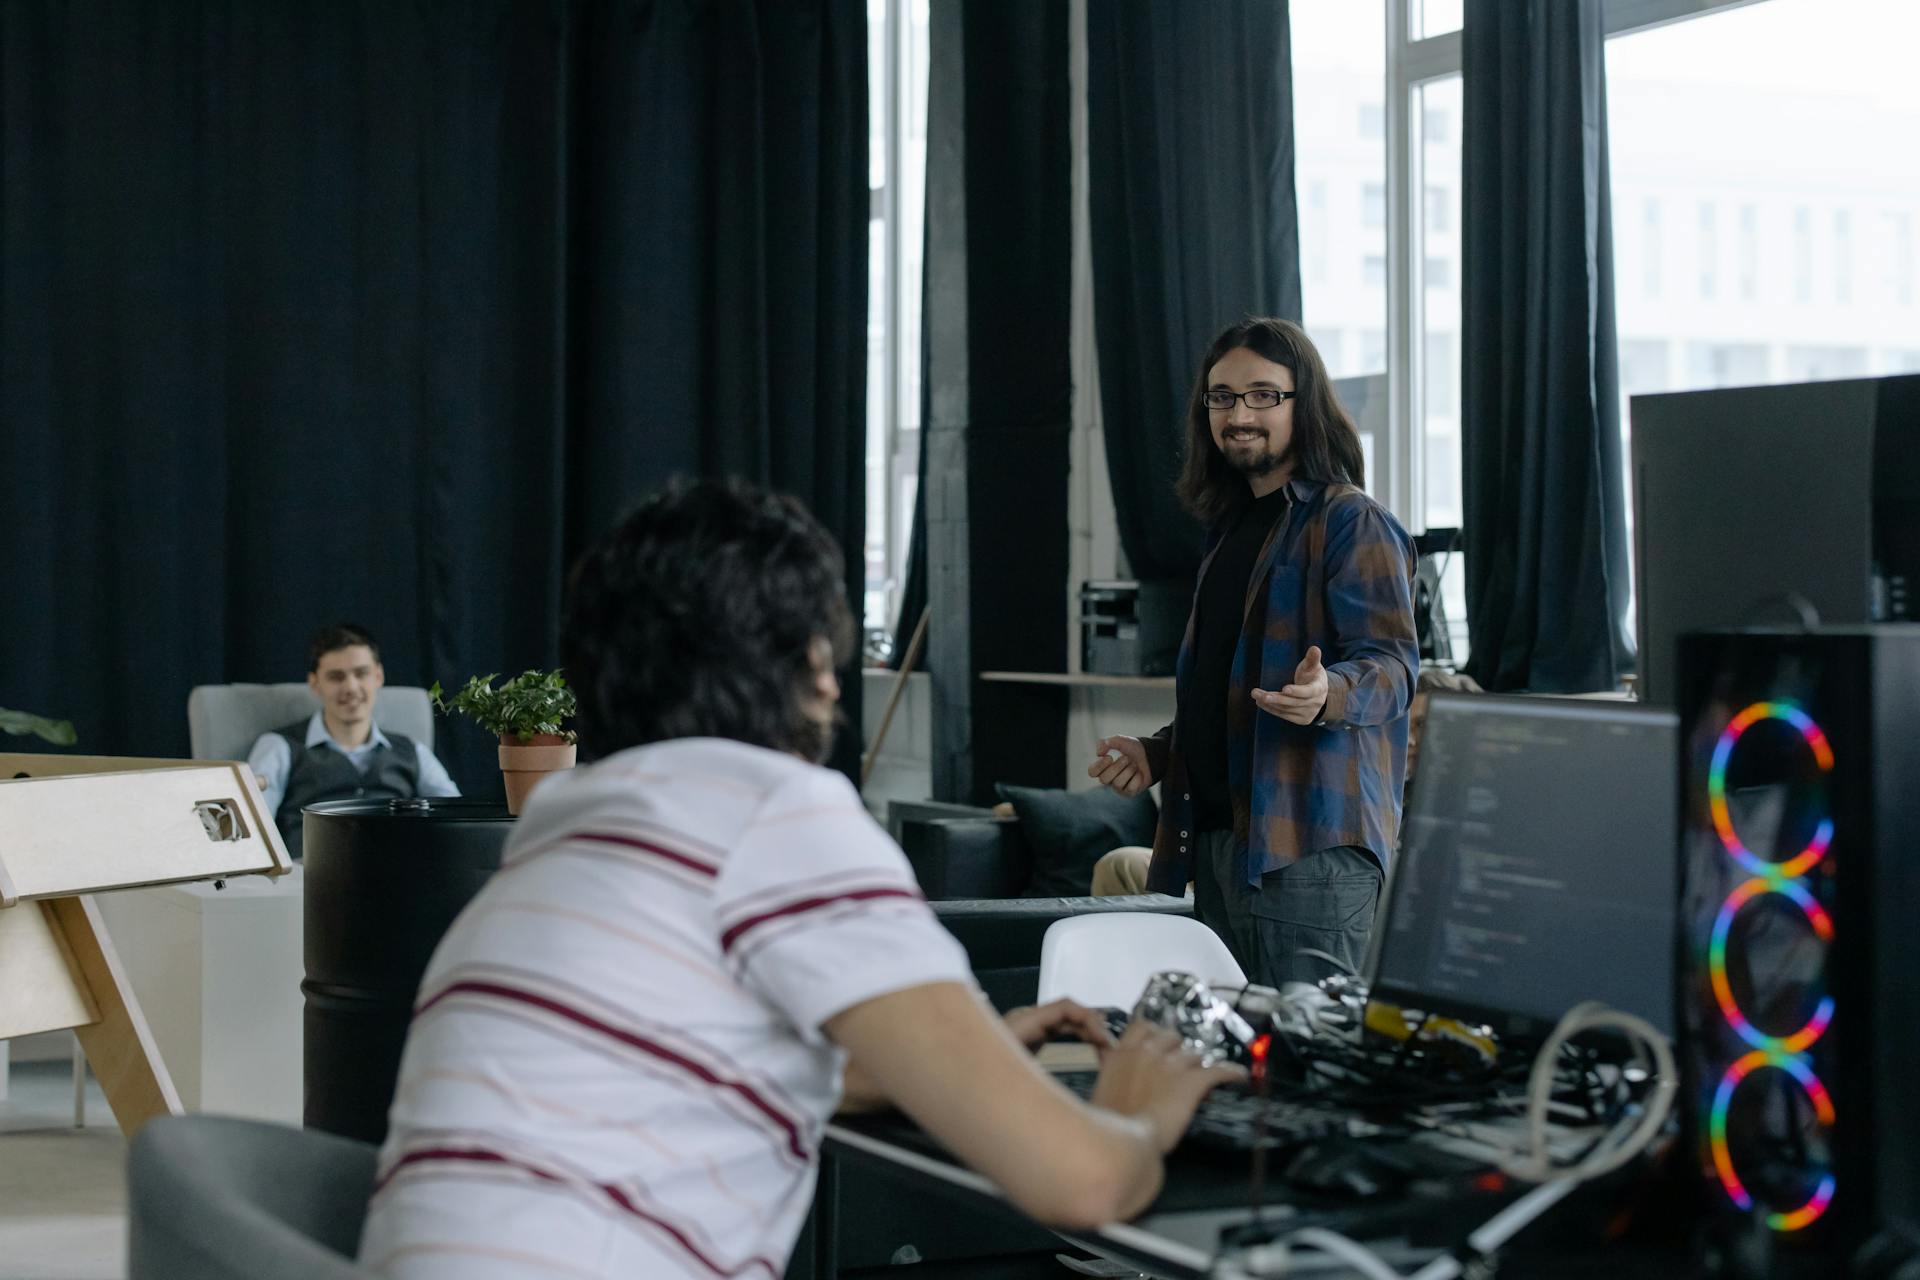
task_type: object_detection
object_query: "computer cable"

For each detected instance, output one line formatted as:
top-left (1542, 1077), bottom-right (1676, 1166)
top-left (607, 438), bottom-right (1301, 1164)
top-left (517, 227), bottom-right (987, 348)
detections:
top-left (1498, 1000), bottom-right (1676, 1183)
top-left (1215, 1000), bottom-right (1677, 1280)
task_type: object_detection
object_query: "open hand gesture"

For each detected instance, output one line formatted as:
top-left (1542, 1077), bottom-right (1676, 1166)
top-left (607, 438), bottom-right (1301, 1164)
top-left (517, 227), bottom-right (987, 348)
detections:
top-left (1251, 645), bottom-right (1329, 726)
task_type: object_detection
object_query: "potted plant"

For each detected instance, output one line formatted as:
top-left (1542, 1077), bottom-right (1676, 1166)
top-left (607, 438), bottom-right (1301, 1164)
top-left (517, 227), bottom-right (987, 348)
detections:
top-left (430, 671), bottom-right (578, 815)
top-left (1, 708), bottom-right (77, 745)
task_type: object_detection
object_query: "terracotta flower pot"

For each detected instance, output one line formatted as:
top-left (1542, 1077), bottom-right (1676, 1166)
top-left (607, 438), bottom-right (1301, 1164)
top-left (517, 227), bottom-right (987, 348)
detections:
top-left (498, 732), bottom-right (577, 815)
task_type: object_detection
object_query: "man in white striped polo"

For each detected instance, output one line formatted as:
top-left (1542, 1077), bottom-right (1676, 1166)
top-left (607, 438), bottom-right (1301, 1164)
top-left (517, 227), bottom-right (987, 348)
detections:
top-left (358, 479), bottom-right (1240, 1280)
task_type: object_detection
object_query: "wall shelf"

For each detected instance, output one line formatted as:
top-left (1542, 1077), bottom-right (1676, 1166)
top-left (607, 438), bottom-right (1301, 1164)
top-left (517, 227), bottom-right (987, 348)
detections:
top-left (977, 671), bottom-right (1174, 690)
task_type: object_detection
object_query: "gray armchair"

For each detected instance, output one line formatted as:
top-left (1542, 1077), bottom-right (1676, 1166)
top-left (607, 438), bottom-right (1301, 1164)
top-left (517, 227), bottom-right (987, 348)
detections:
top-left (127, 1114), bottom-right (377, 1279)
top-left (187, 683), bottom-right (435, 762)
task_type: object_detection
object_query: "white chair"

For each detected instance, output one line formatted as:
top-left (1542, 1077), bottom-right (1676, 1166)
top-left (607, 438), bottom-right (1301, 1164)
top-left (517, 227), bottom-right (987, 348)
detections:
top-left (1037, 913), bottom-right (1247, 1010)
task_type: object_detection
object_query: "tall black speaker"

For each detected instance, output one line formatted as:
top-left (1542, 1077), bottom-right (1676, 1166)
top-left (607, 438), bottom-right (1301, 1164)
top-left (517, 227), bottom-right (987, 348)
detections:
top-left (1678, 627), bottom-right (1920, 1274)
top-left (1634, 374), bottom-right (1920, 704)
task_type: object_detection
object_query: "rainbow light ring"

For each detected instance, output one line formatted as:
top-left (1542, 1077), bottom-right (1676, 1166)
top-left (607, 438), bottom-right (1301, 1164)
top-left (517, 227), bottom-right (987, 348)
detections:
top-left (1709, 877), bottom-right (1836, 1053)
top-left (1708, 702), bottom-right (1835, 880)
top-left (1710, 1050), bottom-right (1837, 1230)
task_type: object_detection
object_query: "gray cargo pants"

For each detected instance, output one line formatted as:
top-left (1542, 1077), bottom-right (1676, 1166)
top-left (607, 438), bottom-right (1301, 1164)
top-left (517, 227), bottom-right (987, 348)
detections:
top-left (1191, 829), bottom-right (1382, 989)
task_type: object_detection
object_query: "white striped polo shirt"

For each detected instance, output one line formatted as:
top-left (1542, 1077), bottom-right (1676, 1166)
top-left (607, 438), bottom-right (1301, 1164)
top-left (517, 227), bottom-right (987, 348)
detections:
top-left (357, 737), bottom-right (974, 1280)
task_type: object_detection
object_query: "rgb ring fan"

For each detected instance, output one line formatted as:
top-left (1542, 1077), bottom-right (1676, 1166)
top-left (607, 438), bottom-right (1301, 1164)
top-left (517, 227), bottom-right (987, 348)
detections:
top-left (1705, 701), bottom-right (1837, 1232)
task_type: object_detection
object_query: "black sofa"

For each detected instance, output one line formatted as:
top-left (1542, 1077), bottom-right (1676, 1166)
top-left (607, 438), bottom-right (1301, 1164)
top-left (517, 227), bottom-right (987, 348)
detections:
top-left (889, 798), bottom-right (1191, 1007)
top-left (890, 798), bottom-right (1033, 898)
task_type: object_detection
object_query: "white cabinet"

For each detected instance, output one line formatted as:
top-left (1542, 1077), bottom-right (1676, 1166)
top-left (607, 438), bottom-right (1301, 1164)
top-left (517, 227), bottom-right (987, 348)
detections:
top-left (91, 868), bottom-right (304, 1126)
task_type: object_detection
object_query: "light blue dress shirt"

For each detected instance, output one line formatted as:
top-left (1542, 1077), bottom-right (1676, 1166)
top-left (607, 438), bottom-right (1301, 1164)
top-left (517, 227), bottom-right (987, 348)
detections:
top-left (247, 711), bottom-right (460, 817)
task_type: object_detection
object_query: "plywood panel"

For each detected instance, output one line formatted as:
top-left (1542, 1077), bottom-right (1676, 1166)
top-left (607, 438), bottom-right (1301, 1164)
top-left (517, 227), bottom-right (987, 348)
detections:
top-left (0, 765), bottom-right (290, 902)
top-left (0, 753), bottom-right (201, 779)
top-left (0, 902), bottom-right (97, 1038)
top-left (0, 754), bottom-right (286, 888)
top-left (52, 896), bottom-right (182, 1135)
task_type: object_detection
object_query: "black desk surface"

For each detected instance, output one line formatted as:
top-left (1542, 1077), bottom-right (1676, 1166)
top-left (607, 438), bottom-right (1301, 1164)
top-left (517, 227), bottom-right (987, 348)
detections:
top-left (824, 1111), bottom-right (1704, 1280)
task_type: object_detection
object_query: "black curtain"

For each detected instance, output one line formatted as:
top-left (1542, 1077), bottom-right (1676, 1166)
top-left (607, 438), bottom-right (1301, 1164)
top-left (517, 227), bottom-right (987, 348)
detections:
top-left (1085, 0), bottom-right (1301, 583)
top-left (1460, 0), bottom-right (1631, 692)
top-left (0, 0), bottom-right (868, 792)
top-left (917, 0), bottom-right (1072, 801)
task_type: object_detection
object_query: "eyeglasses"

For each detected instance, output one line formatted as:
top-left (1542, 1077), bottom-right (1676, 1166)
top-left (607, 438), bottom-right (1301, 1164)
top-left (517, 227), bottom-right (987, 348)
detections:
top-left (1202, 389), bottom-right (1298, 411)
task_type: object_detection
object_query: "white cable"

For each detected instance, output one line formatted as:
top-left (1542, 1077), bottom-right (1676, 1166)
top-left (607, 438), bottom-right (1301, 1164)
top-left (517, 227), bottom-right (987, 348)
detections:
top-left (1498, 1001), bottom-right (1677, 1182)
top-left (1236, 1177), bottom-right (1581, 1280)
top-left (1266, 1228), bottom-right (1407, 1280)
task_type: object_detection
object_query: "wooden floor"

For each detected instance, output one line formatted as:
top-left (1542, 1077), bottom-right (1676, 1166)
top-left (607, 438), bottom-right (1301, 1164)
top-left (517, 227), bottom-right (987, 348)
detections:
top-left (0, 1060), bottom-right (123, 1280)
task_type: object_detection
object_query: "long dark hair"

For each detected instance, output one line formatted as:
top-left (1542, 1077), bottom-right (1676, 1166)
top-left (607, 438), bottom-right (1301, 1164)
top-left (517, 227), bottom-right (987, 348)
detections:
top-left (1175, 317), bottom-right (1365, 528)
top-left (562, 478), bottom-right (855, 763)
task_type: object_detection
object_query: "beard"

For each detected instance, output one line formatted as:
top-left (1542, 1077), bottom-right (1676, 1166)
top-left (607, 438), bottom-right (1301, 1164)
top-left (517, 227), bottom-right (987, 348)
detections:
top-left (1219, 432), bottom-right (1291, 477)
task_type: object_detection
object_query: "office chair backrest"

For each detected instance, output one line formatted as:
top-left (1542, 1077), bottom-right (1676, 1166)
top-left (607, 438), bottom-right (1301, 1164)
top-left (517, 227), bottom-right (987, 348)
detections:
top-left (126, 1113), bottom-right (377, 1280)
top-left (1037, 912), bottom-right (1247, 1010)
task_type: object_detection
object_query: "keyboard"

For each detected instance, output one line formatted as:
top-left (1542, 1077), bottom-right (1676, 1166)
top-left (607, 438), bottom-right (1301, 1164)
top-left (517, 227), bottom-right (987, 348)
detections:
top-left (1050, 1069), bottom-right (1362, 1152)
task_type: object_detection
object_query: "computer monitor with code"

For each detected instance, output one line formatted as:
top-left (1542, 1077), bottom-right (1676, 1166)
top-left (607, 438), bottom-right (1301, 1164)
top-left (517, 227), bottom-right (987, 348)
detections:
top-left (1371, 694), bottom-right (1679, 1037)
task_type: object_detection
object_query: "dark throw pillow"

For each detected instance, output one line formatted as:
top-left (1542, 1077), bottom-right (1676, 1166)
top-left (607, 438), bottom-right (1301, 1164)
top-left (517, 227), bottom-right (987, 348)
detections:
top-left (994, 783), bottom-right (1159, 898)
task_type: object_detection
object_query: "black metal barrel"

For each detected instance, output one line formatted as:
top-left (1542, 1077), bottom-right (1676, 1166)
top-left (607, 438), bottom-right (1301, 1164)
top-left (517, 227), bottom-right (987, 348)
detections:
top-left (302, 798), bottom-right (515, 1143)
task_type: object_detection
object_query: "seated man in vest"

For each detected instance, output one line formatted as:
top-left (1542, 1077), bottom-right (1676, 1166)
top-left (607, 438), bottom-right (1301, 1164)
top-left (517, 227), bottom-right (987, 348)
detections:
top-left (247, 623), bottom-right (460, 857)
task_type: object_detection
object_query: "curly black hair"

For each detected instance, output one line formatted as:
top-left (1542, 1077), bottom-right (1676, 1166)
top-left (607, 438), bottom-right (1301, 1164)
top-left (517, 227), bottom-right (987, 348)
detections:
top-left (561, 478), bottom-right (855, 763)
top-left (307, 623), bottom-right (380, 672)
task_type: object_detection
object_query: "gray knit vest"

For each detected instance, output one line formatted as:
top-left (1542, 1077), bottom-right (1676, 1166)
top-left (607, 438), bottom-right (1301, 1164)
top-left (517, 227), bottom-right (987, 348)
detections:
top-left (272, 719), bottom-right (421, 858)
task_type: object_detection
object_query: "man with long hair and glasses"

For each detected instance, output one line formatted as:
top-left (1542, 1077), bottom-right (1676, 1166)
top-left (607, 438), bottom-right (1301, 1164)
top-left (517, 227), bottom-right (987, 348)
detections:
top-left (1088, 318), bottom-right (1417, 989)
top-left (358, 479), bottom-right (1240, 1280)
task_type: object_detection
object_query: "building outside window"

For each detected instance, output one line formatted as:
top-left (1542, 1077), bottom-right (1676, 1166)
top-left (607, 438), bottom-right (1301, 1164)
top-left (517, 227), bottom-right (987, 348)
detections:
top-left (1737, 204), bottom-right (1759, 302)
top-left (1696, 202), bottom-right (1718, 300)
top-left (1834, 208), bottom-right (1853, 303)
top-left (1604, 0), bottom-right (1920, 632)
top-left (1610, 0), bottom-right (1920, 405)
top-left (1296, 0), bottom-right (1388, 382)
top-left (1642, 198), bottom-right (1662, 298)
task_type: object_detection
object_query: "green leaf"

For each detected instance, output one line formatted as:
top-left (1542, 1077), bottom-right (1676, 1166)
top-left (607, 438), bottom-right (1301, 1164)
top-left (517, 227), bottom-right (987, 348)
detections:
top-left (0, 708), bottom-right (78, 746)
top-left (426, 669), bottom-right (577, 743)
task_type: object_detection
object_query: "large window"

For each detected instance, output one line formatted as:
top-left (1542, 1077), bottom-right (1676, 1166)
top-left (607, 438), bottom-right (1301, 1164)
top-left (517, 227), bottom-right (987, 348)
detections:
top-left (1416, 0), bottom-right (1463, 40)
top-left (1294, 1), bottom-right (1393, 517)
top-left (1402, 0), bottom-right (1920, 664)
top-left (863, 0), bottom-right (1920, 657)
top-left (1417, 74), bottom-right (1463, 657)
top-left (1608, 0), bottom-right (1920, 417)
top-left (1606, 0), bottom-right (1920, 637)
top-left (864, 0), bottom-right (931, 635)
top-left (1294, 0), bottom-right (1387, 386)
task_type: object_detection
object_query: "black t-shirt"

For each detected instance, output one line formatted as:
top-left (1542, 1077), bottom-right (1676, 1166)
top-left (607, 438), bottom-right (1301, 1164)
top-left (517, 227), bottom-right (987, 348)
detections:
top-left (1183, 486), bottom-right (1292, 831)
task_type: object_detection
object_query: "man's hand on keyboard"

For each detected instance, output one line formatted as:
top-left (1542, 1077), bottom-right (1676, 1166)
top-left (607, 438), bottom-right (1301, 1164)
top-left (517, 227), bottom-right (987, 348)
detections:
top-left (1003, 998), bottom-right (1116, 1052)
top-left (1088, 1020), bottom-right (1247, 1154)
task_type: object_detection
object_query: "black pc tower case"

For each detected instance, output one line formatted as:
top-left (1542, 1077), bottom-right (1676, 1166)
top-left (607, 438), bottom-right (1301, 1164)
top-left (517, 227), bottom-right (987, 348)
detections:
top-left (1677, 626), bottom-right (1920, 1275)
top-left (1634, 375), bottom-right (1920, 705)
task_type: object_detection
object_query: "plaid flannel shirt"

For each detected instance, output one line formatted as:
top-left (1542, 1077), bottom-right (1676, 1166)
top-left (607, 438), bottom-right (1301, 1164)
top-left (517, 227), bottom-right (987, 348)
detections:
top-left (1143, 479), bottom-right (1418, 893)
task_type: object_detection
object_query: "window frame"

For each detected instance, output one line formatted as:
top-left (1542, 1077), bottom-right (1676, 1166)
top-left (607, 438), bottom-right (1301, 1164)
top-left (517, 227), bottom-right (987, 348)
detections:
top-left (866, 0), bottom-right (925, 636)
